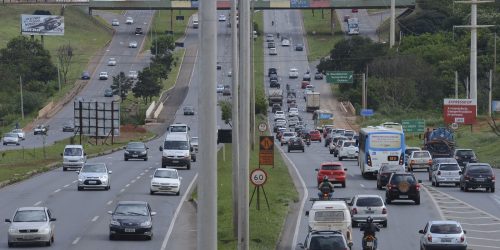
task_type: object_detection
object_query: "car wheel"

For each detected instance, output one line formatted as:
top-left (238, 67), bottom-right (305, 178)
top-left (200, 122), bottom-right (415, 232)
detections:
top-left (464, 184), bottom-right (469, 192)
top-left (192, 156), bottom-right (196, 162)
top-left (415, 197), bottom-right (421, 205)
top-left (187, 163), bottom-right (191, 170)
top-left (455, 183), bottom-right (460, 187)
top-left (77, 186), bottom-right (83, 191)
top-left (145, 235), bottom-right (152, 241)
top-left (288, 149), bottom-right (290, 153)
top-left (428, 175), bottom-right (432, 181)
top-left (176, 191), bottom-right (180, 196)
top-left (125, 158), bottom-right (128, 161)
top-left (144, 158), bottom-right (148, 161)
top-left (339, 157), bottom-right (343, 161)
top-left (342, 182), bottom-right (346, 188)
top-left (8, 242), bottom-right (13, 247)
top-left (352, 221), bottom-right (357, 227)
top-left (377, 182), bottom-right (382, 190)
top-left (435, 181), bottom-right (440, 187)
top-left (431, 180), bottom-right (435, 186)
top-left (105, 186), bottom-right (110, 190)
top-left (334, 153), bottom-right (337, 157)
top-left (302, 149), bottom-right (305, 152)
top-left (63, 167), bottom-right (67, 171)
top-left (385, 197), bottom-right (392, 204)
top-left (492, 187), bottom-right (495, 193)
top-left (46, 239), bottom-right (51, 246)
top-left (150, 190), bottom-right (155, 195)
top-left (460, 183), bottom-right (464, 191)
top-left (330, 150), bottom-right (333, 154)
top-left (281, 143), bottom-right (283, 146)
top-left (109, 234), bottom-right (115, 240)
top-left (382, 221), bottom-right (388, 228)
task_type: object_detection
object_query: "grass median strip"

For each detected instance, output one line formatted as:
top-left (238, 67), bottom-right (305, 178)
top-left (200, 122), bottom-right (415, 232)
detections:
top-left (144, 10), bottom-right (197, 53)
top-left (301, 9), bottom-right (344, 61)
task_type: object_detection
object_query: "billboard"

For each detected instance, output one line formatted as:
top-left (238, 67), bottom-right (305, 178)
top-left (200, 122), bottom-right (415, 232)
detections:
top-left (443, 99), bottom-right (476, 125)
top-left (493, 101), bottom-right (500, 112)
top-left (74, 101), bottom-right (120, 137)
top-left (21, 15), bottom-right (64, 36)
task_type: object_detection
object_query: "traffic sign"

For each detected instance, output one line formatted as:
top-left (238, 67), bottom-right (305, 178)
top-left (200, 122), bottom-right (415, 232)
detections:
top-left (250, 169), bottom-right (268, 186)
top-left (258, 122), bottom-right (268, 132)
top-left (259, 136), bottom-right (274, 166)
top-left (451, 123), bottom-right (459, 130)
top-left (326, 71), bottom-right (354, 84)
top-left (360, 109), bottom-right (374, 117)
top-left (401, 119), bottom-right (425, 133)
top-left (443, 99), bottom-right (477, 125)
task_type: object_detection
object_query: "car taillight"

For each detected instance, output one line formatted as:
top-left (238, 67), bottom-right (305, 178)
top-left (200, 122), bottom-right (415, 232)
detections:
top-left (427, 234), bottom-right (432, 242)
top-left (382, 208), bottom-right (387, 214)
top-left (387, 184), bottom-right (396, 190)
top-left (351, 208), bottom-right (357, 215)
top-left (367, 154), bottom-right (372, 167)
top-left (428, 159), bottom-right (433, 165)
top-left (410, 160), bottom-right (416, 165)
top-left (399, 153), bottom-right (404, 165)
top-left (492, 175), bottom-right (496, 182)
top-left (460, 234), bottom-right (465, 242)
top-left (437, 171), bottom-right (441, 176)
top-left (464, 175), bottom-right (470, 180)
top-left (455, 156), bottom-right (459, 160)
top-left (416, 184), bottom-right (420, 191)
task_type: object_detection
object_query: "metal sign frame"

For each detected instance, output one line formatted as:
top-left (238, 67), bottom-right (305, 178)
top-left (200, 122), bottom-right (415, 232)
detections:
top-left (73, 101), bottom-right (120, 138)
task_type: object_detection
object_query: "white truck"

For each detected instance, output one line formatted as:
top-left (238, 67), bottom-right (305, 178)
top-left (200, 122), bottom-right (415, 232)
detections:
top-left (268, 89), bottom-right (283, 107)
top-left (305, 200), bottom-right (353, 245)
top-left (347, 18), bottom-right (360, 35)
top-left (306, 92), bottom-right (320, 112)
top-left (192, 14), bottom-right (199, 29)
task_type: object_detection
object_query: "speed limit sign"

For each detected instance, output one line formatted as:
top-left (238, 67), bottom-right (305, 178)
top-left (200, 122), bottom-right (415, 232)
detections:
top-left (250, 169), bottom-right (268, 186)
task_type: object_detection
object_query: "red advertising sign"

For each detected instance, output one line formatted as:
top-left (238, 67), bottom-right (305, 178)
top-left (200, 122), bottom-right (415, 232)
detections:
top-left (443, 99), bottom-right (477, 125)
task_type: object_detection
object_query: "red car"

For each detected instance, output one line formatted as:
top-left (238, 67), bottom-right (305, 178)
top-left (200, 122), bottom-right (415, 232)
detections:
top-left (301, 80), bottom-right (310, 89)
top-left (315, 162), bottom-right (347, 188)
top-left (309, 130), bottom-right (322, 142)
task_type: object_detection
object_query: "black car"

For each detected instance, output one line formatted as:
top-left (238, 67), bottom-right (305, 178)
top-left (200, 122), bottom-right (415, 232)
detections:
top-left (62, 121), bottom-right (75, 132)
top-left (272, 104), bottom-right (282, 113)
top-left (223, 85), bottom-right (231, 96)
top-left (183, 106), bottom-right (195, 115)
top-left (216, 62), bottom-right (221, 70)
top-left (267, 42), bottom-right (275, 48)
top-left (124, 142), bottom-right (149, 161)
top-left (135, 27), bottom-right (143, 35)
top-left (33, 124), bottom-right (48, 135)
top-left (108, 201), bottom-right (155, 240)
top-left (81, 71), bottom-right (90, 80)
top-left (385, 172), bottom-right (421, 205)
top-left (453, 149), bottom-right (478, 167)
top-left (295, 44), bottom-right (304, 51)
top-left (270, 79), bottom-right (280, 88)
top-left (376, 165), bottom-right (405, 190)
top-left (460, 163), bottom-right (495, 192)
top-left (268, 67), bottom-right (277, 77)
top-left (287, 137), bottom-right (305, 152)
top-left (429, 158), bottom-right (458, 181)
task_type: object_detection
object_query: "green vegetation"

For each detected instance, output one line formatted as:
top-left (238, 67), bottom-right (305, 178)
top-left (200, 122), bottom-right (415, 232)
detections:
top-left (144, 10), bottom-right (197, 52)
top-left (253, 11), bottom-right (268, 114)
top-left (301, 9), bottom-right (343, 61)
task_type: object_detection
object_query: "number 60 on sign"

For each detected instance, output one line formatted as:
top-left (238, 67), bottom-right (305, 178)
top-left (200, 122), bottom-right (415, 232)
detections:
top-left (250, 169), bottom-right (268, 186)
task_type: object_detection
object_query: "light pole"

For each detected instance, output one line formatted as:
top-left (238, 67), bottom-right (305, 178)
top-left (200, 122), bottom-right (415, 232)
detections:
top-left (19, 76), bottom-right (24, 120)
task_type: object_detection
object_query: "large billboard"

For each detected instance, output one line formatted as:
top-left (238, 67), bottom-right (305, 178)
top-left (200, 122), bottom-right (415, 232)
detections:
top-left (21, 15), bottom-right (64, 36)
top-left (74, 101), bottom-right (120, 137)
top-left (443, 99), bottom-right (477, 125)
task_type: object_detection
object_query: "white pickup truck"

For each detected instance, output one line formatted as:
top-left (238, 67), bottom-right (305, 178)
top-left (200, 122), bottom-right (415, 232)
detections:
top-left (338, 140), bottom-right (359, 161)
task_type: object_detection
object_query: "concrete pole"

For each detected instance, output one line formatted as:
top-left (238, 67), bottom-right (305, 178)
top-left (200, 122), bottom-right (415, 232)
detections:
top-left (489, 69), bottom-right (492, 116)
top-left (466, 77), bottom-right (469, 98)
top-left (250, 2), bottom-right (255, 151)
top-left (19, 76), bottom-right (24, 120)
top-left (230, 0), bottom-right (240, 238)
top-left (389, 0), bottom-right (395, 48)
top-left (470, 0), bottom-right (478, 104)
top-left (238, 0), bottom-right (250, 248)
top-left (455, 71), bottom-right (459, 98)
top-left (197, 0), bottom-right (217, 248)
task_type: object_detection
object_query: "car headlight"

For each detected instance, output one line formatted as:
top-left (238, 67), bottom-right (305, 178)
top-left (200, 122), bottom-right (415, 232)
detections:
top-left (100, 175), bottom-right (108, 181)
top-left (39, 227), bottom-right (51, 234)
top-left (124, 150), bottom-right (129, 154)
top-left (110, 220), bottom-right (120, 226)
top-left (140, 221), bottom-right (152, 227)
top-left (8, 228), bottom-right (17, 233)
top-left (78, 177), bottom-right (84, 182)
top-left (141, 151), bottom-right (147, 155)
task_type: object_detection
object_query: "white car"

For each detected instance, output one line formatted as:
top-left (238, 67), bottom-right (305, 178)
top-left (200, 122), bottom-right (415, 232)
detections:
top-left (269, 48), bottom-right (277, 55)
top-left (128, 41), bottom-right (138, 48)
top-left (216, 84), bottom-right (225, 93)
top-left (281, 39), bottom-right (290, 46)
top-left (6, 207), bottom-right (56, 247)
top-left (2, 133), bottom-right (20, 146)
top-left (431, 162), bottom-right (461, 187)
top-left (125, 17), bottom-right (134, 24)
top-left (419, 221), bottom-right (468, 250)
top-left (280, 132), bottom-right (297, 146)
top-left (99, 72), bottom-right (109, 80)
top-left (288, 108), bottom-right (299, 117)
top-left (128, 70), bottom-right (138, 79)
top-left (11, 129), bottom-right (25, 140)
top-left (338, 140), bottom-right (359, 161)
top-left (288, 68), bottom-right (299, 78)
top-left (274, 111), bottom-right (286, 120)
top-left (111, 19), bottom-right (119, 26)
top-left (227, 71), bottom-right (232, 77)
top-left (408, 150), bottom-right (432, 171)
top-left (150, 168), bottom-right (182, 195)
top-left (77, 163), bottom-right (111, 191)
top-left (218, 14), bottom-right (227, 22)
top-left (107, 58), bottom-right (117, 66)
top-left (349, 194), bottom-right (388, 227)
top-left (266, 34), bottom-right (274, 42)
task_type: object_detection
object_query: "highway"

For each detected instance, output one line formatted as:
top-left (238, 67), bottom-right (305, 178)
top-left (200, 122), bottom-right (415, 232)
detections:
top-left (0, 10), bottom-right (153, 151)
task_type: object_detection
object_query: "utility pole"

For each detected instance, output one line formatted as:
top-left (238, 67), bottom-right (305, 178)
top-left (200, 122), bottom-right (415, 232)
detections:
top-left (455, 0), bottom-right (494, 107)
top-left (489, 69), bottom-right (492, 116)
top-left (19, 76), bottom-right (24, 120)
top-left (230, 0), bottom-right (240, 238)
top-left (250, 1), bottom-right (255, 151)
top-left (389, 0), bottom-right (395, 48)
top-left (361, 73), bottom-right (366, 120)
top-left (57, 66), bottom-right (61, 92)
top-left (197, 0), bottom-right (217, 248)
top-left (238, 0), bottom-right (250, 248)
top-left (455, 71), bottom-right (459, 98)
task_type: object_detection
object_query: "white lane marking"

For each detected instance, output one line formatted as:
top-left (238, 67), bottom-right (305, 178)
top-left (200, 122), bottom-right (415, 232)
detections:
top-left (137, 176), bottom-right (141, 179)
top-left (34, 201), bottom-right (42, 206)
top-left (160, 173), bottom-right (198, 250)
top-left (145, 169), bottom-right (149, 172)
top-left (443, 210), bottom-right (481, 214)
top-left (72, 237), bottom-right (80, 245)
top-left (91, 216), bottom-right (99, 222)
top-left (421, 186), bottom-right (446, 220)
top-left (63, 184), bottom-right (70, 188)
top-left (140, 173), bottom-right (145, 176)
top-left (467, 237), bottom-right (500, 242)
top-left (360, 184), bottom-right (365, 188)
top-left (131, 179), bottom-right (136, 183)
top-left (54, 189), bottom-right (61, 193)
top-left (149, 175), bottom-right (153, 178)
top-left (72, 180), bottom-right (77, 183)
top-left (107, 200), bottom-right (113, 205)
top-left (125, 184), bottom-right (130, 187)
top-left (468, 244), bottom-right (500, 249)
top-left (460, 222), bottom-right (500, 226)
top-left (120, 188), bottom-right (125, 192)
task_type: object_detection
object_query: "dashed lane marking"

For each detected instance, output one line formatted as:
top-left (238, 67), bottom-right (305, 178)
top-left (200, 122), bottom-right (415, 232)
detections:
top-left (34, 201), bottom-right (42, 206)
top-left (131, 180), bottom-right (136, 183)
top-left (140, 173), bottom-right (145, 176)
top-left (106, 200), bottom-right (113, 205)
top-left (120, 188), bottom-right (125, 192)
top-left (72, 180), bottom-right (77, 183)
top-left (125, 184), bottom-right (130, 187)
top-left (54, 189), bottom-right (61, 193)
top-left (91, 216), bottom-right (99, 222)
top-left (72, 237), bottom-right (80, 245)
top-left (63, 184), bottom-right (70, 188)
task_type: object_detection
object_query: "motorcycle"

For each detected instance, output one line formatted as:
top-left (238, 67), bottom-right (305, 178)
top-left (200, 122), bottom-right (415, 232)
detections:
top-left (317, 186), bottom-right (333, 200)
top-left (305, 138), bottom-right (311, 146)
top-left (363, 234), bottom-right (377, 250)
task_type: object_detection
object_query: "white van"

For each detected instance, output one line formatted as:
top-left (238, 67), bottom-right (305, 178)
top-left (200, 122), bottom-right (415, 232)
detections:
top-left (192, 14), bottom-right (199, 29)
top-left (159, 133), bottom-right (196, 169)
top-left (168, 123), bottom-right (190, 134)
top-left (306, 200), bottom-right (353, 244)
top-left (61, 145), bottom-right (87, 171)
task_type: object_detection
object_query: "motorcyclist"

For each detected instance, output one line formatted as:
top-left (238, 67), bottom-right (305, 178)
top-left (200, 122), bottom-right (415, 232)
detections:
top-left (360, 216), bottom-right (380, 249)
top-left (304, 132), bottom-right (311, 145)
top-left (317, 176), bottom-right (334, 199)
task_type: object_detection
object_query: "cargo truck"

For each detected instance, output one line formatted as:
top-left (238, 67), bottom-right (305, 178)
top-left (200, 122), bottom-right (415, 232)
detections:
top-left (306, 92), bottom-right (320, 112)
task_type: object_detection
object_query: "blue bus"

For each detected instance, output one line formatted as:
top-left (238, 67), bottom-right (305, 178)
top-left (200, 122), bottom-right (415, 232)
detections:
top-left (358, 127), bottom-right (405, 178)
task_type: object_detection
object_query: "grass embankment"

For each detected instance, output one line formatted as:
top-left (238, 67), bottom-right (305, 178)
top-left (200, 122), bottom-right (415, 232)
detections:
top-left (216, 11), bottom-right (298, 249)
top-left (301, 9), bottom-right (344, 61)
top-left (144, 9), bottom-right (197, 52)
top-left (0, 127), bottom-right (154, 184)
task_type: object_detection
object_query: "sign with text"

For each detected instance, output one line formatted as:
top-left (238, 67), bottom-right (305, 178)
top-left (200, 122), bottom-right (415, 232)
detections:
top-left (443, 99), bottom-right (476, 125)
top-left (250, 169), bottom-right (268, 186)
top-left (493, 101), bottom-right (500, 112)
top-left (259, 136), bottom-right (274, 166)
top-left (326, 71), bottom-right (353, 84)
top-left (401, 119), bottom-right (425, 133)
top-left (360, 109), bottom-right (374, 117)
top-left (21, 15), bottom-right (64, 36)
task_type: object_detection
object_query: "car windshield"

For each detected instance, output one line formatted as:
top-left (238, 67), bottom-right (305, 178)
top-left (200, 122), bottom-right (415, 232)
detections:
top-left (154, 170), bottom-right (178, 179)
top-left (468, 166), bottom-right (492, 174)
top-left (439, 164), bottom-right (460, 171)
top-left (81, 164), bottom-right (107, 173)
top-left (430, 224), bottom-right (462, 234)
top-left (5, 133), bottom-right (17, 137)
top-left (283, 132), bottom-right (295, 137)
top-left (413, 152), bottom-right (430, 158)
top-left (405, 148), bottom-right (419, 155)
top-left (114, 204), bottom-right (149, 216)
top-left (314, 211), bottom-right (344, 222)
top-left (309, 235), bottom-right (345, 249)
top-left (170, 126), bottom-right (187, 133)
top-left (12, 129), bottom-right (22, 133)
top-left (322, 165), bottom-right (342, 170)
top-left (13, 210), bottom-right (47, 222)
top-left (191, 138), bottom-right (199, 144)
top-left (127, 142), bottom-right (145, 150)
top-left (457, 150), bottom-right (474, 157)
top-left (381, 165), bottom-right (402, 172)
top-left (164, 140), bottom-right (189, 150)
top-left (356, 197), bottom-right (383, 207)
top-left (64, 147), bottom-right (82, 156)
top-left (343, 142), bottom-right (355, 147)
top-left (391, 175), bottom-right (416, 184)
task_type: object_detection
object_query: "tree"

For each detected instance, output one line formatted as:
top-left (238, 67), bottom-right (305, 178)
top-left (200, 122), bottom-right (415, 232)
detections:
top-left (111, 72), bottom-right (133, 102)
top-left (219, 100), bottom-right (232, 126)
top-left (57, 43), bottom-right (74, 85)
top-left (150, 35), bottom-right (175, 56)
top-left (150, 53), bottom-right (175, 80)
top-left (132, 68), bottom-right (161, 104)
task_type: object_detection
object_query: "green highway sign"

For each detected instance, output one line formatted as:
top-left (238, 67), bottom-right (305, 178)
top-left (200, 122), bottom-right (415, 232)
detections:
top-left (402, 119), bottom-right (426, 133)
top-left (326, 71), bottom-right (354, 84)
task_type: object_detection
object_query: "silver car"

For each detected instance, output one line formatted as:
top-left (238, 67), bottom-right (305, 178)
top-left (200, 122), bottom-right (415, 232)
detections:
top-left (3, 133), bottom-right (20, 146)
top-left (5, 207), bottom-right (56, 247)
top-left (419, 220), bottom-right (467, 250)
top-left (349, 194), bottom-right (388, 227)
top-left (77, 163), bottom-right (111, 190)
top-left (431, 162), bottom-right (461, 187)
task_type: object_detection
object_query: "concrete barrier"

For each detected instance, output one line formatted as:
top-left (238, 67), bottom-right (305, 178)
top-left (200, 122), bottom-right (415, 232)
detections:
top-left (146, 101), bottom-right (156, 119)
top-left (153, 103), bottom-right (164, 119)
top-left (37, 101), bottom-right (54, 118)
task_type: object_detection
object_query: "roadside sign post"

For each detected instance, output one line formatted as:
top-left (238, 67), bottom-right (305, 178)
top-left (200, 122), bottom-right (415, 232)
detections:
top-left (249, 168), bottom-right (270, 211)
top-left (326, 71), bottom-right (354, 84)
top-left (259, 136), bottom-right (274, 167)
top-left (360, 109), bottom-right (374, 117)
top-left (401, 119), bottom-right (426, 134)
